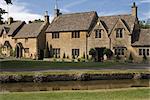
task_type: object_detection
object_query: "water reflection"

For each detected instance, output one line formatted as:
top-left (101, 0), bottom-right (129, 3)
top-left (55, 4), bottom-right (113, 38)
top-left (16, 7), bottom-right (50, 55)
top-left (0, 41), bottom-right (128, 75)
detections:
top-left (0, 80), bottom-right (149, 92)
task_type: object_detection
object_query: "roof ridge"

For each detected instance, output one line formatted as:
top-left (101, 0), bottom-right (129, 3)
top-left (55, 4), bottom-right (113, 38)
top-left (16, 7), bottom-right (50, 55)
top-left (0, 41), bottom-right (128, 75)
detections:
top-left (99, 14), bottom-right (132, 18)
top-left (60, 11), bottom-right (96, 16)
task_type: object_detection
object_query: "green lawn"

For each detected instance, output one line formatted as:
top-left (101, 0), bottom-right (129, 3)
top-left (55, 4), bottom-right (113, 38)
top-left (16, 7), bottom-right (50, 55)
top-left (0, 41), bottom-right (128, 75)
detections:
top-left (0, 88), bottom-right (149, 100)
top-left (0, 60), bottom-right (120, 69)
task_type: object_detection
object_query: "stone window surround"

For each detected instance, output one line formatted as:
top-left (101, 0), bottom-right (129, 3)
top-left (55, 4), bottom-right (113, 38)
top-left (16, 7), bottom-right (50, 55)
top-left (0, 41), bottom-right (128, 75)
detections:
top-left (139, 48), bottom-right (149, 56)
top-left (95, 29), bottom-right (103, 38)
top-left (72, 31), bottom-right (80, 38)
top-left (116, 28), bottom-right (124, 38)
top-left (114, 47), bottom-right (126, 55)
top-left (52, 32), bottom-right (59, 39)
top-left (72, 49), bottom-right (80, 57)
top-left (52, 48), bottom-right (60, 58)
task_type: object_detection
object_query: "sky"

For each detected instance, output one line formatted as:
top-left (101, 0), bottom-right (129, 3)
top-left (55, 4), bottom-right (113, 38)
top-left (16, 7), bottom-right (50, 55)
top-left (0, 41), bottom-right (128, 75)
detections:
top-left (0, 0), bottom-right (150, 22)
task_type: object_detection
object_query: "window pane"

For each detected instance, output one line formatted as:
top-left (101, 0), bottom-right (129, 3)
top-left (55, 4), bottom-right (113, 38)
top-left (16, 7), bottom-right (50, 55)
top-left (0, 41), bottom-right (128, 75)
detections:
top-left (143, 49), bottom-right (145, 55)
top-left (122, 49), bottom-right (124, 55)
top-left (147, 49), bottom-right (149, 56)
top-left (139, 49), bottom-right (142, 55)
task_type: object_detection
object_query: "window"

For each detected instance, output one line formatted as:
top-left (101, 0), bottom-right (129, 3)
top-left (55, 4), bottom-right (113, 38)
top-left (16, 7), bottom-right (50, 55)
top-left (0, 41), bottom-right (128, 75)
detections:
top-left (72, 49), bottom-right (79, 57)
top-left (95, 29), bottom-right (102, 38)
top-left (52, 48), bottom-right (60, 58)
top-left (116, 28), bottom-right (123, 38)
top-left (139, 49), bottom-right (142, 55)
top-left (52, 32), bottom-right (59, 39)
top-left (114, 47), bottom-right (125, 55)
top-left (147, 49), bottom-right (149, 56)
top-left (24, 48), bottom-right (29, 53)
top-left (143, 49), bottom-right (145, 55)
top-left (139, 49), bottom-right (150, 56)
top-left (25, 38), bottom-right (28, 43)
top-left (72, 31), bottom-right (80, 38)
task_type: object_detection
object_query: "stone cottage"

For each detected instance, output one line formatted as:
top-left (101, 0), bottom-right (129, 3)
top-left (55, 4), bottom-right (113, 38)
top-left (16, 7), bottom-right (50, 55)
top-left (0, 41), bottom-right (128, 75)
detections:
top-left (0, 12), bottom-right (49, 59)
top-left (0, 17), bottom-right (25, 57)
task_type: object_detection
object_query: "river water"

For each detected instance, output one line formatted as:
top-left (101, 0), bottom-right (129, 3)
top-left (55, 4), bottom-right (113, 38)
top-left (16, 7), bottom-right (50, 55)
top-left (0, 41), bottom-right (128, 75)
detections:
top-left (0, 80), bottom-right (149, 92)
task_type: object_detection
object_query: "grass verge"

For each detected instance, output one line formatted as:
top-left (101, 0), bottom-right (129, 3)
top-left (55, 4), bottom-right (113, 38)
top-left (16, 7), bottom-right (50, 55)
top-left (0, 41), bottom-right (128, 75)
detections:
top-left (0, 88), bottom-right (149, 100)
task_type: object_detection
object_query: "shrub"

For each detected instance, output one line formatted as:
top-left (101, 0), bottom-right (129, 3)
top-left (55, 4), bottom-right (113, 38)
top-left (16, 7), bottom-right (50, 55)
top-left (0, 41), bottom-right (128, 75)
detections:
top-left (103, 48), bottom-right (113, 59)
top-left (72, 55), bottom-right (75, 59)
top-left (89, 48), bottom-right (96, 61)
top-left (63, 53), bottom-right (66, 58)
top-left (115, 54), bottom-right (120, 62)
top-left (143, 54), bottom-right (147, 63)
top-left (128, 53), bottom-right (133, 63)
top-left (67, 55), bottom-right (69, 59)
top-left (83, 52), bottom-right (86, 59)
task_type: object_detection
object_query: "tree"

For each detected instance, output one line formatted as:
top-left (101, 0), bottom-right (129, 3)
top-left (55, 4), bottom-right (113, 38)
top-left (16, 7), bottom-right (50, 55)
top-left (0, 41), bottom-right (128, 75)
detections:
top-left (0, 0), bottom-right (12, 24)
top-left (4, 0), bottom-right (12, 4)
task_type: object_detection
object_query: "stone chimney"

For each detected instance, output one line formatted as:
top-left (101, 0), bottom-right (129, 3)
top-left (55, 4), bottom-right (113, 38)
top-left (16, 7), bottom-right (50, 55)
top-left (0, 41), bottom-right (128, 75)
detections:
top-left (8, 17), bottom-right (13, 25)
top-left (44, 11), bottom-right (49, 23)
top-left (131, 2), bottom-right (138, 18)
top-left (54, 8), bottom-right (60, 17)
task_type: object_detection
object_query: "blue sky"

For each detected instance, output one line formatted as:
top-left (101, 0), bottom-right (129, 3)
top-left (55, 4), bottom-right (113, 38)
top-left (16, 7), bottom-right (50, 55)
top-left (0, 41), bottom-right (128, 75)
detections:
top-left (0, 0), bottom-right (150, 22)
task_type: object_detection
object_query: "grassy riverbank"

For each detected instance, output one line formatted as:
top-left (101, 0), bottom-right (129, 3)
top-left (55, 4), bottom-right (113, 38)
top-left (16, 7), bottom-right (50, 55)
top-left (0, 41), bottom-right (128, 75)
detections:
top-left (0, 88), bottom-right (149, 100)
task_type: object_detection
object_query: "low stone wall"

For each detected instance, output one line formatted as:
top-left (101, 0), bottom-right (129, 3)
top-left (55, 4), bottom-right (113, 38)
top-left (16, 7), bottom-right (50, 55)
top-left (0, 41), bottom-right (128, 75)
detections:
top-left (0, 73), bottom-right (150, 83)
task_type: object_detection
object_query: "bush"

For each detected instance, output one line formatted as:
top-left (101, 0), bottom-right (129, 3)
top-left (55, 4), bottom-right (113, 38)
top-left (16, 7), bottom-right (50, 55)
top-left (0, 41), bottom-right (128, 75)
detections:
top-left (128, 53), bottom-right (133, 63)
top-left (89, 48), bottom-right (96, 61)
top-left (115, 55), bottom-right (120, 62)
top-left (63, 53), bottom-right (66, 58)
top-left (103, 48), bottom-right (113, 59)
top-left (143, 54), bottom-right (147, 63)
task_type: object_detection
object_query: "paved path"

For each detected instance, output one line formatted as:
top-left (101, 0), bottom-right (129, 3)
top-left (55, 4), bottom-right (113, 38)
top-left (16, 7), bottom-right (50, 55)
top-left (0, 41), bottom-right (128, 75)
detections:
top-left (1, 64), bottom-right (150, 72)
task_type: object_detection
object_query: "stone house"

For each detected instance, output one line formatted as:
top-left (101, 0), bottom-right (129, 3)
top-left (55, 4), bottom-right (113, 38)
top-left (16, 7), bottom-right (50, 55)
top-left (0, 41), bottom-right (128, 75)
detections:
top-left (0, 18), bottom-right (25, 57)
top-left (0, 12), bottom-right (49, 59)
top-left (46, 2), bottom-right (150, 62)
top-left (46, 11), bottom-right (97, 59)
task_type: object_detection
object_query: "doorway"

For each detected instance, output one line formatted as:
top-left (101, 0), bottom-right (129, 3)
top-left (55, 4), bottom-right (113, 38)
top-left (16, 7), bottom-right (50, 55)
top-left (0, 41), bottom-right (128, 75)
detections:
top-left (95, 47), bottom-right (105, 62)
top-left (16, 43), bottom-right (23, 58)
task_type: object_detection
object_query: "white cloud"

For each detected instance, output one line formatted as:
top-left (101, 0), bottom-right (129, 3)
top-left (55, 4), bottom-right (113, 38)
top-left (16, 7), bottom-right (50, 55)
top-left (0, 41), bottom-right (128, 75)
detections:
top-left (0, 0), bottom-right (43, 22)
top-left (140, 0), bottom-right (150, 3)
top-left (141, 12), bottom-right (150, 20)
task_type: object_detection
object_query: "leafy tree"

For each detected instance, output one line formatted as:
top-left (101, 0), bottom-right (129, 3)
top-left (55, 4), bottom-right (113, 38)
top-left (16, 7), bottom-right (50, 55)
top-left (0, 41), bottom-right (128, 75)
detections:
top-left (139, 20), bottom-right (150, 29)
top-left (4, 0), bottom-right (12, 4)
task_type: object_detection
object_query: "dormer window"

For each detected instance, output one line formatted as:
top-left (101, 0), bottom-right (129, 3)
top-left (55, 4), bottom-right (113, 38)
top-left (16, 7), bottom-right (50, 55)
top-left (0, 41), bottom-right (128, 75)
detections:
top-left (116, 28), bottom-right (123, 38)
top-left (95, 29), bottom-right (102, 38)
top-left (72, 31), bottom-right (80, 38)
top-left (52, 32), bottom-right (59, 39)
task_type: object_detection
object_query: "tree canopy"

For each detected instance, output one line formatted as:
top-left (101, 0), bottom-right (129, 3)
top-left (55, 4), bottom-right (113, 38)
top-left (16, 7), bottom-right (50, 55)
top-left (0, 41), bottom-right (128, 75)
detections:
top-left (4, 0), bottom-right (12, 4)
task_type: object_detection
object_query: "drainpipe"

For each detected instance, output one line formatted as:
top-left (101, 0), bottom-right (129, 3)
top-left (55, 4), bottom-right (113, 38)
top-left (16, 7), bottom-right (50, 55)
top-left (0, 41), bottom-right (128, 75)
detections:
top-left (86, 33), bottom-right (88, 60)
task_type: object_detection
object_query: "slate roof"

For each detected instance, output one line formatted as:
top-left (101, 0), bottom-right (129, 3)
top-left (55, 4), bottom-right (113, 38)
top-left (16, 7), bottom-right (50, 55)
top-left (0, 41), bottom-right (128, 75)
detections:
top-left (0, 21), bottom-right (25, 36)
top-left (46, 11), bottom-right (97, 32)
top-left (98, 14), bottom-right (136, 33)
top-left (13, 22), bottom-right (44, 38)
top-left (132, 29), bottom-right (150, 47)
